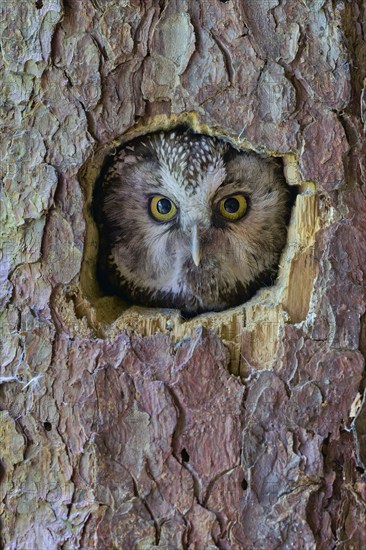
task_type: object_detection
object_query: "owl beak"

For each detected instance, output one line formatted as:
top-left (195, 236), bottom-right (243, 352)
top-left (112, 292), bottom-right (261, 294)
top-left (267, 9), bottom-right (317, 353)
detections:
top-left (191, 223), bottom-right (200, 267)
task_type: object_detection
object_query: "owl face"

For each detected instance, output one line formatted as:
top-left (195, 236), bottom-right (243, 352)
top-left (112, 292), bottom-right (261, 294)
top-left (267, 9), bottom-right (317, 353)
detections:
top-left (96, 128), bottom-right (290, 314)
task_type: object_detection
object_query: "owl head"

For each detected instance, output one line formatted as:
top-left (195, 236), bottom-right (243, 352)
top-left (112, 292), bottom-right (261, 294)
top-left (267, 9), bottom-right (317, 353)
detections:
top-left (95, 127), bottom-right (290, 315)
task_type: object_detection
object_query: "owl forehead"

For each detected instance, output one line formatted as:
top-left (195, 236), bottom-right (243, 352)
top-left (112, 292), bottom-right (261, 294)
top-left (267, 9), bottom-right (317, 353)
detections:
top-left (147, 131), bottom-right (227, 196)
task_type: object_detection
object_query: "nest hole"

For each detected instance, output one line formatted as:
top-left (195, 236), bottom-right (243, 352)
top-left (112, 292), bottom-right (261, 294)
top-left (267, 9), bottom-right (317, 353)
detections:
top-left (75, 120), bottom-right (317, 374)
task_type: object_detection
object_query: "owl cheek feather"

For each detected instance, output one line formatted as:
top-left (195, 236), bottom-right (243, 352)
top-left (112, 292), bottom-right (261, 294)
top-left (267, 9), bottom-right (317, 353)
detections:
top-left (142, 238), bottom-right (179, 282)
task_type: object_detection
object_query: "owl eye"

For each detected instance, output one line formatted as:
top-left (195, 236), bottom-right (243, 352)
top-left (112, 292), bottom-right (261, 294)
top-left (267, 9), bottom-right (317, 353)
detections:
top-left (217, 194), bottom-right (248, 221)
top-left (149, 195), bottom-right (177, 222)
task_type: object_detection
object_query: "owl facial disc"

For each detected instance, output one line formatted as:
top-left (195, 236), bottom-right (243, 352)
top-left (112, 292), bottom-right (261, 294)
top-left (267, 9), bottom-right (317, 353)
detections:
top-left (95, 127), bottom-right (291, 315)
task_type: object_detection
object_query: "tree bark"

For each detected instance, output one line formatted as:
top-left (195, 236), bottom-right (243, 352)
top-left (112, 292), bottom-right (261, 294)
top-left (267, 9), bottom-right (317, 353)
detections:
top-left (1, 1), bottom-right (366, 549)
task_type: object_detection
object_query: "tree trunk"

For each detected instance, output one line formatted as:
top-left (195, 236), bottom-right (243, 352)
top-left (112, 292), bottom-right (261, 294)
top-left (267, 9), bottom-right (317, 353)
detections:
top-left (1, 1), bottom-right (366, 549)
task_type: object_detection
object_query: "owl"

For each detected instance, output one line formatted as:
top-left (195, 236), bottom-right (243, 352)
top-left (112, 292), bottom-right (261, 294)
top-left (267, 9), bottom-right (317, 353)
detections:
top-left (94, 127), bottom-right (290, 315)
